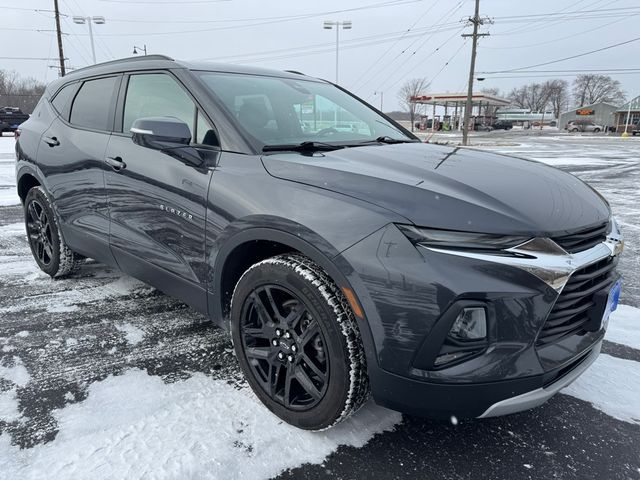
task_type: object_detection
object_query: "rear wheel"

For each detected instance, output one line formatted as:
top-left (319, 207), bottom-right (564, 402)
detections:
top-left (230, 254), bottom-right (369, 430)
top-left (24, 186), bottom-right (82, 278)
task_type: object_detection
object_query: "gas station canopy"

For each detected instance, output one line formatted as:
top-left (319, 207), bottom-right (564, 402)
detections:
top-left (410, 92), bottom-right (511, 107)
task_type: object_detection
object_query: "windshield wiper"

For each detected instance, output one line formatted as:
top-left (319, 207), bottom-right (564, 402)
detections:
top-left (262, 141), bottom-right (346, 153)
top-left (360, 136), bottom-right (420, 145)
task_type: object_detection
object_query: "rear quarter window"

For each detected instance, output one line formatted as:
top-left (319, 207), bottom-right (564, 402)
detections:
top-left (51, 84), bottom-right (75, 116)
top-left (69, 76), bottom-right (118, 131)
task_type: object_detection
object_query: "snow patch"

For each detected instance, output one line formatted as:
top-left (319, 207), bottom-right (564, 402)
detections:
top-left (562, 354), bottom-right (640, 425)
top-left (0, 389), bottom-right (21, 422)
top-left (114, 323), bottom-right (145, 345)
top-left (605, 304), bottom-right (640, 349)
top-left (0, 357), bottom-right (30, 387)
top-left (0, 369), bottom-right (401, 480)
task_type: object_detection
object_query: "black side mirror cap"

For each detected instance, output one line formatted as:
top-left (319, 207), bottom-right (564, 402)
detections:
top-left (130, 116), bottom-right (192, 150)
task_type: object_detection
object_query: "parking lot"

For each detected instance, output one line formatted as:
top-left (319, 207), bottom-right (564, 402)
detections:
top-left (1, 131), bottom-right (639, 479)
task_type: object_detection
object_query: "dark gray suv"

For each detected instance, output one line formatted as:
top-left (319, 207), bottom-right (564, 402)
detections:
top-left (15, 55), bottom-right (623, 430)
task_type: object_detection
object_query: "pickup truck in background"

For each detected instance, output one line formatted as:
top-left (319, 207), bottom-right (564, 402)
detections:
top-left (0, 107), bottom-right (30, 133)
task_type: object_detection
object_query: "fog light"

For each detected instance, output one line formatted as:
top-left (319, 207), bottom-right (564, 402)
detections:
top-left (448, 307), bottom-right (486, 341)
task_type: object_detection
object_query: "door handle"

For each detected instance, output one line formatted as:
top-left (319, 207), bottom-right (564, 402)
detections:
top-left (105, 156), bottom-right (127, 171)
top-left (43, 136), bottom-right (60, 147)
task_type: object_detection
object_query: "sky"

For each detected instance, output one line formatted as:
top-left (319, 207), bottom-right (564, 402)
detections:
top-left (1, 0), bottom-right (639, 111)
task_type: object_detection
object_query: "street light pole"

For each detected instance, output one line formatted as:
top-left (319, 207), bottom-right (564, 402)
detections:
top-left (73, 16), bottom-right (106, 64)
top-left (323, 20), bottom-right (352, 84)
top-left (133, 45), bottom-right (148, 55)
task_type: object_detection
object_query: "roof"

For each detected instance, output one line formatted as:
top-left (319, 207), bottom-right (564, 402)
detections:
top-left (615, 95), bottom-right (640, 112)
top-left (47, 55), bottom-right (322, 93)
top-left (559, 101), bottom-right (620, 115)
top-left (410, 92), bottom-right (511, 106)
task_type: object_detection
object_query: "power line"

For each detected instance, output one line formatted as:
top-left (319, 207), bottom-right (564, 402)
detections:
top-left (356, 1), bottom-right (467, 92)
top-left (480, 36), bottom-right (640, 74)
top-left (0, 56), bottom-right (65, 60)
top-left (349, 0), bottom-right (442, 89)
top-left (104, 0), bottom-right (420, 22)
top-left (483, 72), bottom-right (640, 79)
top-left (482, 14), bottom-right (638, 50)
top-left (198, 24), bottom-right (462, 63)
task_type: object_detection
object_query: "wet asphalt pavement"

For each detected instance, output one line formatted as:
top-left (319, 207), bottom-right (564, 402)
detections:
top-left (1, 131), bottom-right (639, 479)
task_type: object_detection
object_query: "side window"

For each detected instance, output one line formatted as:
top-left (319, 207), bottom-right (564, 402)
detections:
top-left (123, 74), bottom-right (195, 137)
top-left (51, 83), bottom-right (75, 116)
top-left (69, 77), bottom-right (118, 131)
top-left (195, 110), bottom-right (218, 146)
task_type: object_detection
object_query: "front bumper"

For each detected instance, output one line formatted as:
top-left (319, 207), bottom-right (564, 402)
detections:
top-left (367, 340), bottom-right (602, 419)
top-left (339, 222), bottom-right (622, 418)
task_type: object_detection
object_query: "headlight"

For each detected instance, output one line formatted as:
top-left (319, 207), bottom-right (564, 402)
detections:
top-left (397, 225), bottom-right (530, 252)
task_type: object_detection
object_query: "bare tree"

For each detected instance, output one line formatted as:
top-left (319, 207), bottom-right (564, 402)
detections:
top-left (397, 78), bottom-right (430, 131)
top-left (507, 83), bottom-right (550, 112)
top-left (480, 87), bottom-right (501, 117)
top-left (543, 79), bottom-right (569, 119)
top-left (0, 70), bottom-right (46, 114)
top-left (572, 74), bottom-right (625, 107)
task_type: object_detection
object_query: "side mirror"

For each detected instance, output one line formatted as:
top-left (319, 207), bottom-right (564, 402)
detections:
top-left (130, 116), bottom-right (205, 167)
top-left (130, 116), bottom-right (191, 150)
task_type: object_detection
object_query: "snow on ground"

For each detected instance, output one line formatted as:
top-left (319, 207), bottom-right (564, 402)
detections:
top-left (0, 136), bottom-right (19, 207)
top-left (1, 132), bottom-right (639, 479)
top-left (562, 354), bottom-right (640, 425)
top-left (0, 369), bottom-right (401, 480)
top-left (114, 323), bottom-right (145, 345)
top-left (0, 357), bottom-right (31, 424)
top-left (605, 304), bottom-right (640, 349)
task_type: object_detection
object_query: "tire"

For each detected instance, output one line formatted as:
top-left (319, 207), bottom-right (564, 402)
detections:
top-left (593, 128), bottom-right (600, 133)
top-left (24, 186), bottom-right (82, 278)
top-left (230, 254), bottom-right (370, 430)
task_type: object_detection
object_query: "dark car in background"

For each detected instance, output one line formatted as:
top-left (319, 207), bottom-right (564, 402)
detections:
top-left (491, 120), bottom-right (513, 130)
top-left (0, 107), bottom-right (29, 134)
top-left (15, 55), bottom-right (624, 430)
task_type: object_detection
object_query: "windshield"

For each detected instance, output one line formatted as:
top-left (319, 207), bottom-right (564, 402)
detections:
top-left (195, 71), bottom-right (414, 148)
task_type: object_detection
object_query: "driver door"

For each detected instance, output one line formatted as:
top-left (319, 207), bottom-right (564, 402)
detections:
top-left (104, 72), bottom-right (219, 313)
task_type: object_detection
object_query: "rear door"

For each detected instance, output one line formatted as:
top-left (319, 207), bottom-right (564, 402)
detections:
top-left (38, 75), bottom-right (120, 265)
top-left (104, 71), bottom-right (219, 313)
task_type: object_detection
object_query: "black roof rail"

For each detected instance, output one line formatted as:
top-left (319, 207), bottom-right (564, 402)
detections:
top-left (284, 70), bottom-right (306, 76)
top-left (68, 54), bottom-right (175, 75)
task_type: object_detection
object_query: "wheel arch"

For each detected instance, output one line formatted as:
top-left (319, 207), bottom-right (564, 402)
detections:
top-left (210, 227), bottom-right (361, 331)
top-left (17, 171), bottom-right (42, 204)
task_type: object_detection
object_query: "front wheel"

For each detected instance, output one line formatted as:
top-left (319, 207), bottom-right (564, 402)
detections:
top-left (24, 186), bottom-right (82, 277)
top-left (230, 254), bottom-right (370, 430)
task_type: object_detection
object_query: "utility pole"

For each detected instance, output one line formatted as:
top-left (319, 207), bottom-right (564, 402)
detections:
top-left (53, 0), bottom-right (66, 76)
top-left (374, 90), bottom-right (384, 111)
top-left (461, 0), bottom-right (491, 146)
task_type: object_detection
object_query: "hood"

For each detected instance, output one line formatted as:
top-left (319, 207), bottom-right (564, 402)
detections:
top-left (261, 143), bottom-right (610, 236)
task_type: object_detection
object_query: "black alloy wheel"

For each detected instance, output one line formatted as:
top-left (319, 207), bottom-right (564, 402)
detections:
top-left (230, 254), bottom-right (370, 430)
top-left (24, 186), bottom-right (81, 277)
top-left (26, 198), bottom-right (54, 267)
top-left (240, 284), bottom-right (329, 410)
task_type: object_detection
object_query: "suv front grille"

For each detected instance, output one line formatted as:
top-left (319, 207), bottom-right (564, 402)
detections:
top-left (552, 222), bottom-right (609, 253)
top-left (537, 256), bottom-right (618, 346)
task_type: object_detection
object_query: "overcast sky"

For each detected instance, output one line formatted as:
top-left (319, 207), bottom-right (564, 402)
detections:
top-left (2, 0), bottom-right (639, 110)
